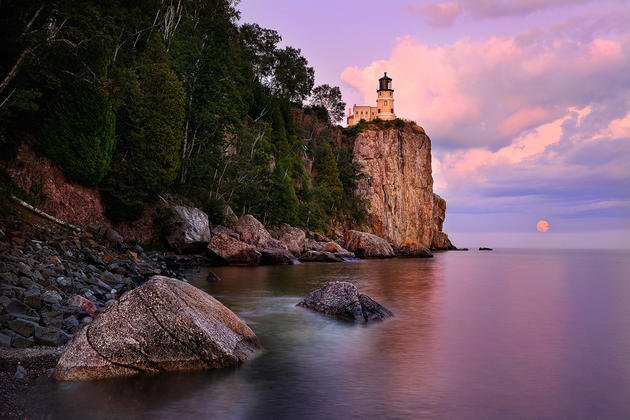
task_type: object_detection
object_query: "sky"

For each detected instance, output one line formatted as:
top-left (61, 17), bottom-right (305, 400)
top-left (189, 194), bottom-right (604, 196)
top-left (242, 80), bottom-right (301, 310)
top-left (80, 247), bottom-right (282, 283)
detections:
top-left (239, 0), bottom-right (630, 249)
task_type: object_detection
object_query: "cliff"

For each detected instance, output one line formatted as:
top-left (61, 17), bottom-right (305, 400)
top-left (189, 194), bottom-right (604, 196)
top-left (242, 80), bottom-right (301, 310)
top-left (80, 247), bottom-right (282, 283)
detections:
top-left (351, 121), bottom-right (454, 253)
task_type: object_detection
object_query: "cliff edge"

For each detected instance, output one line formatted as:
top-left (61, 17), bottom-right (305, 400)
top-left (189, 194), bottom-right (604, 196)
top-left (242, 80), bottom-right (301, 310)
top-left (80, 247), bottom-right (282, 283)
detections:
top-left (351, 121), bottom-right (454, 253)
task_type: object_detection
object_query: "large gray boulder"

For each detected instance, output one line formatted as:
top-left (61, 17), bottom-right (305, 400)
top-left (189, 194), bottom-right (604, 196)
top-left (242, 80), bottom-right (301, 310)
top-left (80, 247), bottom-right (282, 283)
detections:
top-left (54, 276), bottom-right (261, 381)
top-left (345, 230), bottom-right (395, 258)
top-left (166, 206), bottom-right (211, 254)
top-left (207, 234), bottom-right (261, 266)
top-left (297, 281), bottom-right (393, 322)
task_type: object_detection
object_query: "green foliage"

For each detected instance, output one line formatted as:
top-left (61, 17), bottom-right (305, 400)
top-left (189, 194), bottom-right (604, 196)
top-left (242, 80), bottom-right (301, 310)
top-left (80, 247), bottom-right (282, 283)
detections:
top-left (309, 84), bottom-right (346, 124)
top-left (38, 80), bottom-right (115, 185)
top-left (102, 34), bottom-right (185, 221)
top-left (0, 0), bottom-right (371, 235)
top-left (273, 47), bottom-right (315, 103)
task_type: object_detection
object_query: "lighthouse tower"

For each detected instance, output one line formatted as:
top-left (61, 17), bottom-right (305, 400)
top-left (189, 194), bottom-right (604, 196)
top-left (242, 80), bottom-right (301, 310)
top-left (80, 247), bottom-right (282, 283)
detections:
top-left (347, 72), bottom-right (397, 126)
top-left (376, 72), bottom-right (396, 121)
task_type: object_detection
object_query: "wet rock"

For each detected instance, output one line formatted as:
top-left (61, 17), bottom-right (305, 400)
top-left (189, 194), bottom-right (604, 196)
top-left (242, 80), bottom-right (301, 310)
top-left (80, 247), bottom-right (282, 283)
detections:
top-left (299, 251), bottom-right (344, 263)
top-left (207, 234), bottom-right (261, 266)
top-left (345, 230), bottom-right (395, 259)
top-left (23, 289), bottom-right (42, 309)
top-left (206, 271), bottom-right (221, 283)
top-left (166, 206), bottom-right (212, 254)
top-left (41, 290), bottom-right (62, 304)
top-left (68, 295), bottom-right (96, 317)
top-left (297, 281), bottom-right (393, 322)
top-left (14, 365), bottom-right (28, 380)
top-left (104, 227), bottom-right (124, 246)
top-left (34, 326), bottom-right (67, 346)
top-left (6, 300), bottom-right (39, 318)
top-left (54, 276), bottom-right (261, 381)
top-left (62, 315), bottom-right (79, 332)
top-left (41, 309), bottom-right (63, 328)
top-left (48, 255), bottom-right (62, 265)
top-left (0, 332), bottom-right (12, 347)
top-left (8, 318), bottom-right (38, 337)
top-left (260, 248), bottom-right (298, 265)
top-left (396, 244), bottom-right (433, 258)
top-left (11, 335), bottom-right (34, 348)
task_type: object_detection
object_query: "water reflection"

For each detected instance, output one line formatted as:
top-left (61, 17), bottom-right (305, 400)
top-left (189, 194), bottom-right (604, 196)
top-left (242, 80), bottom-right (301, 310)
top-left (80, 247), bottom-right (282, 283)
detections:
top-left (25, 250), bottom-right (630, 419)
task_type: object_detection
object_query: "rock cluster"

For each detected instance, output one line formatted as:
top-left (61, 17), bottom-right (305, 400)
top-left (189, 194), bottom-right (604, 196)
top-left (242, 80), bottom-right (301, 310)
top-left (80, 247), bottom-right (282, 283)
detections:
top-left (207, 215), bottom-right (359, 265)
top-left (0, 218), bottom-right (182, 349)
top-left (297, 281), bottom-right (393, 322)
top-left (54, 276), bottom-right (261, 381)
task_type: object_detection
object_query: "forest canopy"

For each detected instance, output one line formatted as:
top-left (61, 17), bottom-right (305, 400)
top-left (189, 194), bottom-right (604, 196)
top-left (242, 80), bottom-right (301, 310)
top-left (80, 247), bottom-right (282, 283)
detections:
top-left (0, 0), bottom-right (361, 232)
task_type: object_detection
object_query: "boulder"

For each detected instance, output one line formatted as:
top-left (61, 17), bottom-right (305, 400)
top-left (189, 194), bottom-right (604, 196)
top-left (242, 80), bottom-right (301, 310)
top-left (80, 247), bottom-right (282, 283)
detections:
top-left (207, 234), bottom-right (261, 266)
top-left (431, 231), bottom-right (455, 251)
top-left (345, 230), bottom-right (395, 258)
top-left (396, 243), bottom-right (433, 258)
top-left (297, 281), bottom-right (393, 322)
top-left (234, 214), bottom-right (273, 248)
top-left (299, 251), bottom-right (344, 263)
top-left (273, 224), bottom-right (306, 255)
top-left (54, 276), bottom-right (261, 381)
top-left (260, 248), bottom-right (298, 265)
top-left (211, 225), bottom-right (239, 238)
top-left (166, 206), bottom-right (211, 254)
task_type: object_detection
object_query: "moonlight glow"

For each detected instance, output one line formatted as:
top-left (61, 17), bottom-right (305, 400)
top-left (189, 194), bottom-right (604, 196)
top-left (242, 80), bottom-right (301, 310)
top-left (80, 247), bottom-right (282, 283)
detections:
top-left (536, 220), bottom-right (550, 233)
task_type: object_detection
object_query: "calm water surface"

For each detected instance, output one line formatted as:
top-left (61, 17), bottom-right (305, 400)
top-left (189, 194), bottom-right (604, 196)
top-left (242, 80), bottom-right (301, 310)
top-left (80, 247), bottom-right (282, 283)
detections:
top-left (26, 249), bottom-right (630, 419)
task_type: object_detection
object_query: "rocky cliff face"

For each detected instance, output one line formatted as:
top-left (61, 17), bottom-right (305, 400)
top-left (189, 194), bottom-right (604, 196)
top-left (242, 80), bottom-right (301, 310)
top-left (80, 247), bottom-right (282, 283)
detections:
top-left (352, 122), bottom-right (453, 253)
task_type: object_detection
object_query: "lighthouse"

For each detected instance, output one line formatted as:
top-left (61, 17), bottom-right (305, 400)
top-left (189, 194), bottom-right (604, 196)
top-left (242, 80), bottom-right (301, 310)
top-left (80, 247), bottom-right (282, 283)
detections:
top-left (347, 72), bottom-right (398, 126)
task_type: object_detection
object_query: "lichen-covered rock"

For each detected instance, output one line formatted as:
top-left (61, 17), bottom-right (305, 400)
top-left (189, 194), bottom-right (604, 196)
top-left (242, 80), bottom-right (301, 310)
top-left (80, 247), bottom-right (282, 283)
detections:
top-left (345, 230), bottom-right (395, 258)
top-left (54, 276), bottom-right (261, 381)
top-left (207, 234), bottom-right (261, 266)
top-left (297, 281), bottom-right (393, 322)
top-left (352, 123), bottom-right (454, 253)
top-left (166, 206), bottom-right (211, 254)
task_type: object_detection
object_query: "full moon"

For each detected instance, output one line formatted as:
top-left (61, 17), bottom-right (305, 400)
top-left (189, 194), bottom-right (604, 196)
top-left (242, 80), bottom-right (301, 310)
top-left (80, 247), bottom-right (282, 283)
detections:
top-left (536, 219), bottom-right (550, 233)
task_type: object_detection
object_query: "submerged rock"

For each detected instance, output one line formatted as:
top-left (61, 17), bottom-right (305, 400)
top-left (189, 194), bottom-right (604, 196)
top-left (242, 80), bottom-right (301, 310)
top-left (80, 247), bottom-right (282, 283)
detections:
top-left (345, 230), bottom-right (395, 259)
top-left (297, 281), bottom-right (393, 322)
top-left (54, 276), bottom-right (261, 381)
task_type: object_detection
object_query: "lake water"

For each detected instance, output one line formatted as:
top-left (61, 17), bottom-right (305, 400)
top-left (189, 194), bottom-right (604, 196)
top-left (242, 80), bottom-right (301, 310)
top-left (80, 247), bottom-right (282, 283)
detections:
top-left (26, 249), bottom-right (630, 419)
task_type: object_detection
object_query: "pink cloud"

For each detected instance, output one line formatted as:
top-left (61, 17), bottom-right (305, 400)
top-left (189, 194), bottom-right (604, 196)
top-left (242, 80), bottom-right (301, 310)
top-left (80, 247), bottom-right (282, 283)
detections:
top-left (406, 2), bottom-right (462, 28)
top-left (341, 31), bottom-right (630, 149)
top-left (407, 0), bottom-right (597, 27)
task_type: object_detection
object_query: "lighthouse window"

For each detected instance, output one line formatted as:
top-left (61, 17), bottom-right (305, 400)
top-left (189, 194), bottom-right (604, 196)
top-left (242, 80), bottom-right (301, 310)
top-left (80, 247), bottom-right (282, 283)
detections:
top-left (384, 100), bottom-right (388, 105)
top-left (378, 109), bottom-right (381, 113)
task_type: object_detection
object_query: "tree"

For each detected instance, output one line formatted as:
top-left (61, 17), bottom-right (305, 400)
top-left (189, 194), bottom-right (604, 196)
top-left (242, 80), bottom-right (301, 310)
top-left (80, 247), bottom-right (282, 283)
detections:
top-left (102, 34), bottom-right (185, 220)
top-left (273, 47), bottom-right (314, 104)
top-left (38, 80), bottom-right (115, 185)
top-left (309, 84), bottom-right (346, 124)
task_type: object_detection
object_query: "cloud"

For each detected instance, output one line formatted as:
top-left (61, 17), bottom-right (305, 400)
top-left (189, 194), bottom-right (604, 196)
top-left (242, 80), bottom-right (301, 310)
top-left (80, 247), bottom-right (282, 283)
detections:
top-left (406, 2), bottom-right (462, 28)
top-left (341, 19), bottom-right (630, 150)
top-left (408, 0), bottom-right (597, 27)
top-left (434, 105), bottom-right (630, 220)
